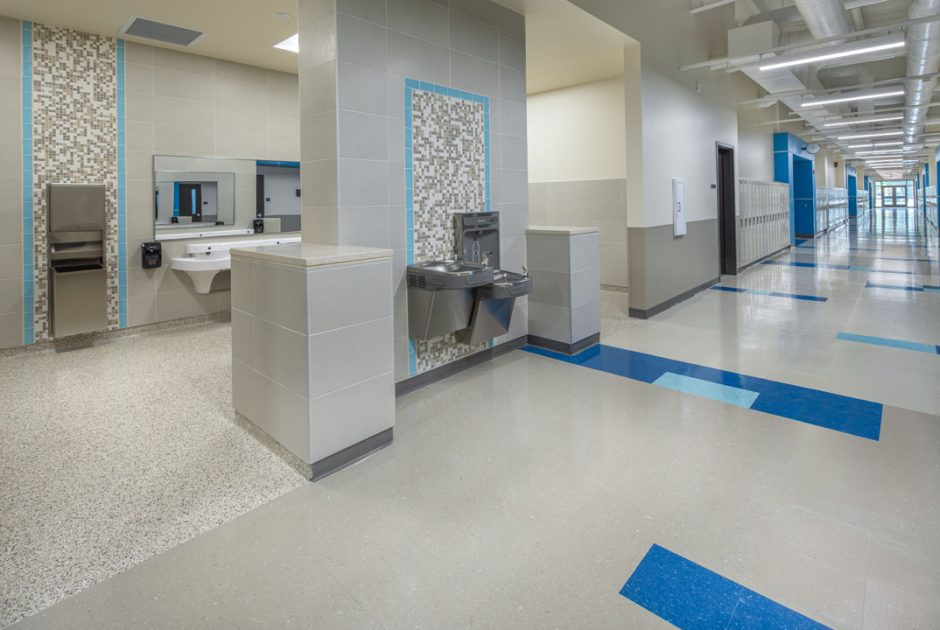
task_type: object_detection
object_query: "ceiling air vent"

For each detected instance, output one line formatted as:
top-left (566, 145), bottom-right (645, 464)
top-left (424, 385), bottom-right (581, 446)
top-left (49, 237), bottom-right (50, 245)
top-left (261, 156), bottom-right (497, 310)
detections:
top-left (119, 17), bottom-right (205, 47)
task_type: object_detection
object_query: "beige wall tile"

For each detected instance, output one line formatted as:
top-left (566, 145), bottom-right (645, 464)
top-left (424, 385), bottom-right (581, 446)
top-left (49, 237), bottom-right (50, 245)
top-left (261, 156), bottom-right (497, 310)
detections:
top-left (0, 76), bottom-right (20, 110)
top-left (217, 104), bottom-right (267, 135)
top-left (268, 134), bottom-right (301, 162)
top-left (0, 276), bottom-right (22, 314)
top-left (154, 122), bottom-right (215, 156)
top-left (154, 95), bottom-right (216, 128)
top-left (267, 70), bottom-right (300, 114)
top-left (125, 62), bottom-right (154, 94)
top-left (0, 211), bottom-right (21, 246)
top-left (127, 292), bottom-right (157, 328)
top-left (126, 120), bottom-right (155, 151)
top-left (153, 47), bottom-right (213, 74)
top-left (156, 289), bottom-right (219, 321)
top-left (216, 131), bottom-right (268, 160)
top-left (215, 60), bottom-right (268, 110)
top-left (124, 41), bottom-right (153, 65)
top-left (0, 178), bottom-right (20, 213)
top-left (154, 66), bottom-right (215, 102)
top-left (126, 91), bottom-right (154, 123)
top-left (0, 244), bottom-right (21, 280)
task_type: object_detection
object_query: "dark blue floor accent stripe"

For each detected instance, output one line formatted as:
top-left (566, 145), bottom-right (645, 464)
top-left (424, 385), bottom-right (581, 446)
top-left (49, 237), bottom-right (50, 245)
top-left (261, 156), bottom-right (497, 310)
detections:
top-left (761, 260), bottom-right (914, 275)
top-left (521, 344), bottom-right (882, 440)
top-left (865, 282), bottom-right (924, 292)
top-left (620, 545), bottom-right (830, 629)
top-left (710, 286), bottom-right (828, 302)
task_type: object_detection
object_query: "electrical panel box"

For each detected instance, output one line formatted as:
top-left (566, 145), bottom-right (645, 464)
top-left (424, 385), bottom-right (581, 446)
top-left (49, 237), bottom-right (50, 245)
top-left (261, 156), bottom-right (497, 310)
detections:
top-left (672, 177), bottom-right (687, 237)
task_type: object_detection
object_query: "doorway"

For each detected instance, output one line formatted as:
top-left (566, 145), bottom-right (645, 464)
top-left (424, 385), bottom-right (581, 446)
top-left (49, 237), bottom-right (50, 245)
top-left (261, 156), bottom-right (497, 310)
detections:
top-left (177, 183), bottom-right (203, 222)
top-left (716, 143), bottom-right (736, 275)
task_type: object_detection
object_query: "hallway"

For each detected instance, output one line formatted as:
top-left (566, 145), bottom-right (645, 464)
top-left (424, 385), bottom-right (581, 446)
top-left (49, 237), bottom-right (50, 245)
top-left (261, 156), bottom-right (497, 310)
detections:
top-left (9, 210), bottom-right (939, 629)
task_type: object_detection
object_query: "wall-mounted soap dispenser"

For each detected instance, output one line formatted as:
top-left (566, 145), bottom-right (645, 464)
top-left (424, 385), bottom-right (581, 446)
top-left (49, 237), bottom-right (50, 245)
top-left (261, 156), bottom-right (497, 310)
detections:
top-left (141, 242), bottom-right (162, 269)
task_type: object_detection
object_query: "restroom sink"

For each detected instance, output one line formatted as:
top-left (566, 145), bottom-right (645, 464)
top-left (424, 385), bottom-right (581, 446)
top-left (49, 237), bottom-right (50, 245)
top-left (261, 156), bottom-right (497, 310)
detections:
top-left (407, 260), bottom-right (494, 290)
top-left (170, 236), bottom-right (300, 294)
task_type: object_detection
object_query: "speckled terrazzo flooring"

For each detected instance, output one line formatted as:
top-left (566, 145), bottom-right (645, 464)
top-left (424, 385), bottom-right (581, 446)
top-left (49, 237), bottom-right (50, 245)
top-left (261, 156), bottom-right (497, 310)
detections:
top-left (600, 288), bottom-right (631, 338)
top-left (0, 320), bottom-right (305, 627)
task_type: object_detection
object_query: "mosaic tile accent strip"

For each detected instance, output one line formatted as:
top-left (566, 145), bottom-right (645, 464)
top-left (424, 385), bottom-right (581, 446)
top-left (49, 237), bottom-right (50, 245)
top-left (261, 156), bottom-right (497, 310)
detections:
top-left (30, 24), bottom-right (119, 341)
top-left (21, 22), bottom-right (34, 345)
top-left (404, 79), bottom-right (491, 376)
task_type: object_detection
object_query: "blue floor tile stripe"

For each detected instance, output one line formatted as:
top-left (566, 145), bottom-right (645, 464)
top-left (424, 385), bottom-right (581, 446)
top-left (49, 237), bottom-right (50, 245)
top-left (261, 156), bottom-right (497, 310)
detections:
top-left (864, 281), bottom-right (923, 292)
top-left (836, 332), bottom-right (940, 355)
top-left (653, 373), bottom-right (759, 408)
top-left (521, 344), bottom-right (882, 440)
top-left (710, 286), bottom-right (828, 302)
top-left (620, 544), bottom-right (830, 630)
top-left (762, 260), bottom-right (914, 275)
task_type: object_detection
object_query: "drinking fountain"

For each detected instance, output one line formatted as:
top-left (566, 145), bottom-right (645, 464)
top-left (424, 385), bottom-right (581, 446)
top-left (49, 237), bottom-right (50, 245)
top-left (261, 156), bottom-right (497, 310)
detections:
top-left (406, 212), bottom-right (531, 343)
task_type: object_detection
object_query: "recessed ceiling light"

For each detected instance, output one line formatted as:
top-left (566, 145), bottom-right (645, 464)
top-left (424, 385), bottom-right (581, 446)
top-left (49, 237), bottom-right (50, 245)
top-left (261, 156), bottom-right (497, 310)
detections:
top-left (760, 36), bottom-right (905, 72)
top-left (802, 89), bottom-right (905, 108)
top-left (274, 33), bottom-right (298, 53)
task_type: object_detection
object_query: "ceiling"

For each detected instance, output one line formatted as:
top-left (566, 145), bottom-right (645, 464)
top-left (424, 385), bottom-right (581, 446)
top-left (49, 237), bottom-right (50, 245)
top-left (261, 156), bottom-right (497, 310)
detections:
top-left (493, 0), bottom-right (633, 95)
top-left (0, 0), bottom-right (300, 73)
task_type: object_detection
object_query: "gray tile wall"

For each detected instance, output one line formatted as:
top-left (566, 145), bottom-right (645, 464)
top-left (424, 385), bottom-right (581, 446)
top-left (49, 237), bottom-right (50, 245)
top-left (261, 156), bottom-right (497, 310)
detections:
top-left (0, 17), bottom-right (21, 348)
top-left (529, 179), bottom-right (627, 288)
top-left (125, 42), bottom-right (300, 328)
top-left (331, 0), bottom-right (529, 381)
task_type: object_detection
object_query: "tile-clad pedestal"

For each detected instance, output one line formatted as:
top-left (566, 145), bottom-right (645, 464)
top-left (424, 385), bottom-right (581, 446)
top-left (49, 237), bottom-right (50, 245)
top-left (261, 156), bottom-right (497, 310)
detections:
top-left (526, 226), bottom-right (601, 354)
top-left (230, 242), bottom-right (395, 480)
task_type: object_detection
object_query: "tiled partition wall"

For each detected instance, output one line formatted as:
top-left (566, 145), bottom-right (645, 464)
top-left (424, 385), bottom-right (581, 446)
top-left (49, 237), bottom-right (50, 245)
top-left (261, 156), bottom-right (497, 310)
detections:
top-left (328, 0), bottom-right (530, 382)
top-left (528, 179), bottom-right (628, 288)
top-left (0, 17), bottom-right (301, 348)
top-left (123, 43), bottom-right (299, 327)
top-left (0, 17), bottom-right (22, 348)
top-left (28, 22), bottom-right (121, 343)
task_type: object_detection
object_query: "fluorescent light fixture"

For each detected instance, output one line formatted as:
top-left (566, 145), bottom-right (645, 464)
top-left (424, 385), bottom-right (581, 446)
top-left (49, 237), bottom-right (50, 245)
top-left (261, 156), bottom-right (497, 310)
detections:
top-left (802, 88), bottom-right (905, 108)
top-left (823, 115), bottom-right (904, 127)
top-left (837, 130), bottom-right (904, 140)
top-left (760, 35), bottom-right (905, 72)
top-left (274, 33), bottom-right (298, 53)
top-left (846, 141), bottom-right (904, 148)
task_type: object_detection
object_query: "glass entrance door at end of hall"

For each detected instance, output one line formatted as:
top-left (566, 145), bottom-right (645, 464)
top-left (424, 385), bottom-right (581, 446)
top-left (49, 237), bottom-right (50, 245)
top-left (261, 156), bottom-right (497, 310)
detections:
top-left (881, 184), bottom-right (907, 208)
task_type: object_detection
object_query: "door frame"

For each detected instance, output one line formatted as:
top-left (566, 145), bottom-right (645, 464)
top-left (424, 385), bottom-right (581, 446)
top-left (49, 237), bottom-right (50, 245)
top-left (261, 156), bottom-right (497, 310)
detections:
top-left (715, 142), bottom-right (737, 276)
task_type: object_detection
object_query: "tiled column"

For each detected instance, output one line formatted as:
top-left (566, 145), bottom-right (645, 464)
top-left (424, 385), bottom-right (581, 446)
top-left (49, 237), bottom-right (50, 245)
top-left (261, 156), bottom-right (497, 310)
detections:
top-left (298, 0), bottom-right (339, 244)
top-left (526, 226), bottom-right (601, 354)
top-left (231, 243), bottom-right (394, 480)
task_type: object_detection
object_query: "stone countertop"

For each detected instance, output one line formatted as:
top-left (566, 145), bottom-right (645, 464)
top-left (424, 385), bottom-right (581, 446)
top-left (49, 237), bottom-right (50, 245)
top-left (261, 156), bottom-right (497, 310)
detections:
top-left (230, 242), bottom-right (393, 268)
top-left (526, 225), bottom-right (600, 236)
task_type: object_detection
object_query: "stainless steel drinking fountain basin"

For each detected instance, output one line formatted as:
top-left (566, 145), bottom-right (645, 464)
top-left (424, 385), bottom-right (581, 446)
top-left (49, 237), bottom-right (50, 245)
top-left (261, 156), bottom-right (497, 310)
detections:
top-left (407, 260), bottom-right (495, 340)
top-left (479, 270), bottom-right (532, 299)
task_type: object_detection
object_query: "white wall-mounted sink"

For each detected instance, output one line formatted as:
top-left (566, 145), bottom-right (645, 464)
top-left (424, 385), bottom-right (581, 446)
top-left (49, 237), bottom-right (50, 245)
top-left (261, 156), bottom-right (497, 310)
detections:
top-left (170, 236), bottom-right (301, 293)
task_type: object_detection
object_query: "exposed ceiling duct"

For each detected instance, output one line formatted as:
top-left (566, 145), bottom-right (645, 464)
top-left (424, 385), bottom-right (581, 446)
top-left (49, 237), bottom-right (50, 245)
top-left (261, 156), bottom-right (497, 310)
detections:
top-left (903, 0), bottom-right (940, 143)
top-left (791, 0), bottom-right (854, 39)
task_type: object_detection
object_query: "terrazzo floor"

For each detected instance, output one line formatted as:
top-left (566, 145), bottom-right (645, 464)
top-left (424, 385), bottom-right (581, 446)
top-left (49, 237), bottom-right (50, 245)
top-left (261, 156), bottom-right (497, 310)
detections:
top-left (0, 321), bottom-right (305, 627)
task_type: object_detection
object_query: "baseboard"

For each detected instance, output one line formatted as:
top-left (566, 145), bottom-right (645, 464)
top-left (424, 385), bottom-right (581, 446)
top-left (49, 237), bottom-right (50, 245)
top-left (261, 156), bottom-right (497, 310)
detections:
top-left (527, 332), bottom-right (600, 355)
top-left (311, 428), bottom-right (393, 481)
top-left (395, 335), bottom-right (527, 397)
top-left (628, 277), bottom-right (719, 320)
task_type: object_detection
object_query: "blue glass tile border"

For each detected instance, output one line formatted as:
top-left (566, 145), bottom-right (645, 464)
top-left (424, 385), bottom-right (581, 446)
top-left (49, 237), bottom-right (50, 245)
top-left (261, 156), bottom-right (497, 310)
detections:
top-left (836, 332), bottom-right (940, 355)
top-left (116, 39), bottom-right (127, 328)
top-left (521, 344), bottom-right (882, 440)
top-left (864, 281), bottom-right (923, 292)
top-left (403, 78), bottom-right (490, 377)
top-left (21, 21), bottom-right (33, 345)
top-left (710, 285), bottom-right (828, 302)
top-left (620, 544), bottom-right (830, 629)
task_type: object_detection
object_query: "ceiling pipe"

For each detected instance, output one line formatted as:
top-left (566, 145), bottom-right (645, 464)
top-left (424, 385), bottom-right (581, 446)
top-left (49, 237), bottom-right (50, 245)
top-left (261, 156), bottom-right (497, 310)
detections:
top-left (903, 0), bottom-right (940, 143)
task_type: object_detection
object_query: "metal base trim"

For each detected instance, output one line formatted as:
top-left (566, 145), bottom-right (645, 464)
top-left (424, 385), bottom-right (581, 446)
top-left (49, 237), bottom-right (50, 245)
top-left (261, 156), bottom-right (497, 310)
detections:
top-left (311, 428), bottom-right (393, 481)
top-left (527, 332), bottom-right (600, 355)
top-left (628, 277), bottom-right (720, 320)
top-left (396, 335), bottom-right (527, 397)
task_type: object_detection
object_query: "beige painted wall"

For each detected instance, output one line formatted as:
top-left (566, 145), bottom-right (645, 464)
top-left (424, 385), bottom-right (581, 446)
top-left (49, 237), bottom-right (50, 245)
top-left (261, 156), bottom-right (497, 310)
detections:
top-left (526, 77), bottom-right (626, 182)
top-left (124, 42), bottom-right (300, 328)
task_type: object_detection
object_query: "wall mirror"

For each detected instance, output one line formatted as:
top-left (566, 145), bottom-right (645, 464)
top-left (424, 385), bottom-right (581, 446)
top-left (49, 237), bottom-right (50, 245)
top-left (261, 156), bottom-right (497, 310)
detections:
top-left (153, 155), bottom-right (301, 238)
